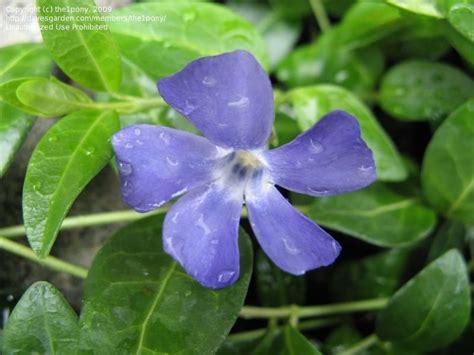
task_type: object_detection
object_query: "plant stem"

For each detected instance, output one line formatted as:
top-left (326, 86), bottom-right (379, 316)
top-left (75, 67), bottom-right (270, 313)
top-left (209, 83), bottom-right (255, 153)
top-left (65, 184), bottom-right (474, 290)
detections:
top-left (0, 205), bottom-right (311, 238)
top-left (0, 236), bottom-right (87, 279)
top-left (228, 317), bottom-right (341, 342)
top-left (92, 97), bottom-right (166, 114)
top-left (240, 298), bottom-right (388, 319)
top-left (339, 334), bottom-right (379, 355)
top-left (309, 0), bottom-right (331, 32)
top-left (0, 208), bottom-right (167, 238)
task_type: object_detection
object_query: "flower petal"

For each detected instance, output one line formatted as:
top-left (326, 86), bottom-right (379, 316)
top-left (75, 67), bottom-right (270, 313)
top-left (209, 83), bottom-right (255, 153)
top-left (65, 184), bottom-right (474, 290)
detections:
top-left (163, 182), bottom-right (243, 289)
top-left (263, 110), bottom-right (376, 196)
top-left (112, 125), bottom-right (224, 212)
top-left (246, 180), bottom-right (341, 275)
top-left (158, 50), bottom-right (274, 149)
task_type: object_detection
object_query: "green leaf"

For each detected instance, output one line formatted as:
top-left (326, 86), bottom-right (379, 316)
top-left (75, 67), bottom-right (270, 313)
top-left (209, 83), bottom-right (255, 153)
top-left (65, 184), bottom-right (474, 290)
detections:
top-left (79, 215), bottom-right (253, 354)
top-left (436, 0), bottom-right (474, 42)
top-left (442, 20), bottom-right (474, 65)
top-left (109, 2), bottom-right (269, 80)
top-left (282, 85), bottom-right (407, 181)
top-left (0, 43), bottom-right (51, 82)
top-left (2, 281), bottom-right (79, 354)
top-left (255, 249), bottom-right (306, 307)
top-left (0, 78), bottom-right (46, 116)
top-left (253, 326), bottom-right (321, 355)
top-left (324, 324), bottom-right (364, 354)
top-left (376, 249), bottom-right (471, 351)
top-left (307, 182), bottom-right (436, 247)
top-left (427, 222), bottom-right (466, 262)
top-left (330, 248), bottom-right (412, 302)
top-left (422, 99), bottom-right (474, 224)
top-left (37, 0), bottom-right (122, 92)
top-left (16, 78), bottom-right (93, 117)
top-left (229, 3), bottom-right (302, 69)
top-left (0, 104), bottom-right (35, 177)
top-left (23, 109), bottom-right (120, 257)
top-left (0, 43), bottom-right (52, 176)
top-left (386, 0), bottom-right (443, 17)
top-left (379, 60), bottom-right (474, 121)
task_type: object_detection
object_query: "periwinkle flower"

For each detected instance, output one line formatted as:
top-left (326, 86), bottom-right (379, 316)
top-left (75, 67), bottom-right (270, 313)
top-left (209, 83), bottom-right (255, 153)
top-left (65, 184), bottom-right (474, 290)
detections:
top-left (112, 50), bottom-right (376, 289)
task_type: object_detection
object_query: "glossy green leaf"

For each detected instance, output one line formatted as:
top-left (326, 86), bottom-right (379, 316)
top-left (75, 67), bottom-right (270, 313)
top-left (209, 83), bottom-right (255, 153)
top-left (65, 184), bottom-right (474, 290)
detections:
top-left (276, 32), bottom-right (385, 99)
top-left (229, 3), bottom-right (302, 69)
top-left (37, 0), bottom-right (122, 92)
top-left (0, 43), bottom-right (51, 82)
top-left (23, 109), bottom-right (120, 257)
top-left (0, 104), bottom-right (35, 177)
top-left (376, 249), bottom-right (471, 351)
top-left (282, 85), bottom-right (407, 181)
top-left (255, 249), bottom-right (306, 307)
top-left (308, 182), bottom-right (436, 247)
top-left (16, 78), bottom-right (93, 117)
top-left (0, 43), bottom-right (52, 177)
top-left (379, 61), bottom-right (474, 121)
top-left (109, 2), bottom-right (269, 80)
top-left (253, 326), bottom-right (321, 355)
top-left (386, 0), bottom-right (443, 17)
top-left (422, 99), bottom-right (474, 224)
top-left (330, 248), bottom-right (412, 302)
top-left (436, 0), bottom-right (474, 42)
top-left (79, 215), bottom-right (253, 354)
top-left (0, 78), bottom-right (46, 116)
top-left (427, 222), bottom-right (466, 261)
top-left (2, 281), bottom-right (79, 354)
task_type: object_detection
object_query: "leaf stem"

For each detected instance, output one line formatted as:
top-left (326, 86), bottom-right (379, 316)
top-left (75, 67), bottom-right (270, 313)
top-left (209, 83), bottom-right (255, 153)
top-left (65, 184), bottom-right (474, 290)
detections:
top-left (91, 97), bottom-right (166, 114)
top-left (240, 298), bottom-right (388, 319)
top-left (338, 334), bottom-right (379, 355)
top-left (0, 205), bottom-right (311, 238)
top-left (228, 317), bottom-right (340, 342)
top-left (0, 236), bottom-right (87, 279)
top-left (0, 208), bottom-right (167, 238)
top-left (309, 0), bottom-right (331, 33)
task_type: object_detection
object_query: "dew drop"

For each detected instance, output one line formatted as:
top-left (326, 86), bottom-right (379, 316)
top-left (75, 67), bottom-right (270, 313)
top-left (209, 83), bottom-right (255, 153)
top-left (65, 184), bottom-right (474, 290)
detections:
top-left (118, 162), bottom-right (133, 176)
top-left (307, 187), bottom-right (329, 195)
top-left (218, 270), bottom-right (236, 283)
top-left (183, 11), bottom-right (196, 22)
top-left (134, 128), bottom-right (141, 136)
top-left (85, 147), bottom-right (95, 156)
top-left (282, 237), bottom-right (300, 255)
top-left (358, 165), bottom-right (374, 176)
top-left (6, 295), bottom-right (14, 302)
top-left (48, 136), bottom-right (57, 143)
top-left (166, 156), bottom-right (179, 166)
top-left (185, 291), bottom-right (192, 297)
top-left (125, 142), bottom-right (134, 149)
top-left (210, 239), bottom-right (219, 245)
top-left (183, 99), bottom-right (197, 115)
top-left (335, 70), bottom-right (348, 83)
top-left (310, 139), bottom-right (324, 153)
top-left (33, 182), bottom-right (42, 192)
top-left (122, 180), bottom-right (134, 196)
top-left (202, 76), bottom-right (217, 87)
top-left (227, 96), bottom-right (249, 109)
top-left (159, 132), bottom-right (171, 144)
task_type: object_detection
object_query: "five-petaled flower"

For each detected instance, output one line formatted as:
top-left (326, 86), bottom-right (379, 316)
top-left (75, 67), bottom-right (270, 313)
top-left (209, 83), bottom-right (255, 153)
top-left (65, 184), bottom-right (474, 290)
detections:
top-left (112, 50), bottom-right (376, 289)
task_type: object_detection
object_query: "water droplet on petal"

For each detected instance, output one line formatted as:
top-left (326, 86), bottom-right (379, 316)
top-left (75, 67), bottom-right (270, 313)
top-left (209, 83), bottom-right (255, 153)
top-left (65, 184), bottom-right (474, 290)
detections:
top-left (218, 270), bottom-right (236, 283)
top-left (358, 165), bottom-right (374, 176)
top-left (310, 139), bottom-right (324, 154)
top-left (282, 237), bottom-right (300, 255)
top-left (210, 239), bottom-right (219, 245)
top-left (227, 96), bottom-right (249, 109)
top-left (307, 187), bottom-right (329, 195)
top-left (118, 162), bottom-right (133, 176)
top-left (125, 142), bottom-right (134, 149)
top-left (122, 180), bottom-right (134, 196)
top-left (159, 132), bottom-right (171, 144)
top-left (183, 99), bottom-right (197, 115)
top-left (202, 76), bottom-right (217, 87)
top-left (134, 128), bottom-right (141, 136)
top-left (166, 156), bottom-right (179, 166)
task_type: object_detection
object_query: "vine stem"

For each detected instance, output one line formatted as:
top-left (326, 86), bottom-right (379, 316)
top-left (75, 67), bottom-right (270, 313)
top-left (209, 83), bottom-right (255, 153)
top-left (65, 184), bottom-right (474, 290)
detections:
top-left (0, 236), bottom-right (87, 279)
top-left (239, 298), bottom-right (388, 319)
top-left (339, 334), bottom-right (379, 355)
top-left (0, 205), bottom-right (311, 238)
top-left (309, 0), bottom-right (331, 33)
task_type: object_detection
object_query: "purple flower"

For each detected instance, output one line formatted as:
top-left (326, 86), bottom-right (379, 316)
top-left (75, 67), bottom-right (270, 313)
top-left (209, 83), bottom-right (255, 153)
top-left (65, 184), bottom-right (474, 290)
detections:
top-left (112, 50), bottom-right (376, 289)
